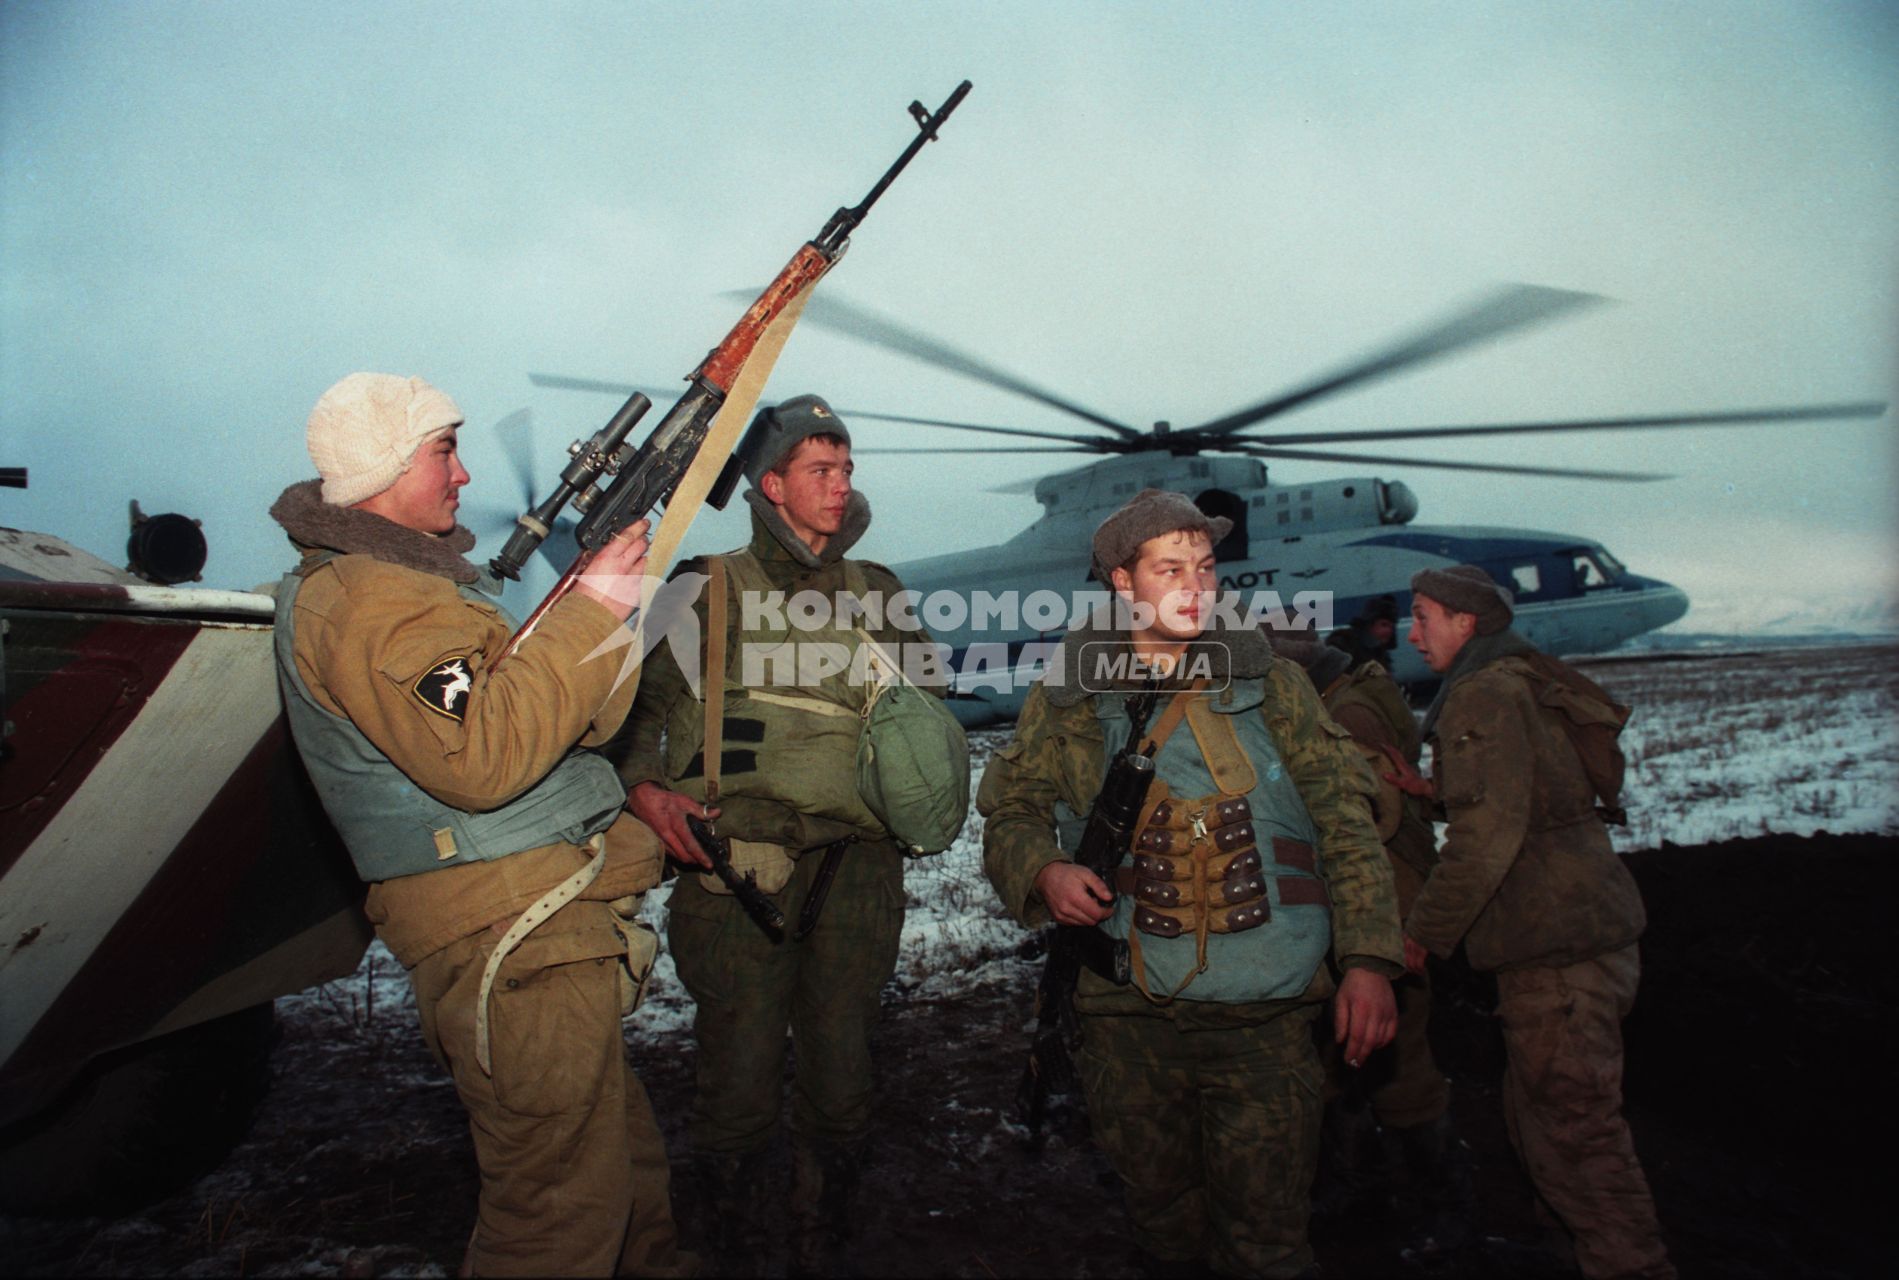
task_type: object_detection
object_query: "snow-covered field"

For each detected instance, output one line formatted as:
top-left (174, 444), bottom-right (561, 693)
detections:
top-left (289, 639), bottom-right (1899, 1042)
top-left (11, 640), bottom-right (1892, 1279)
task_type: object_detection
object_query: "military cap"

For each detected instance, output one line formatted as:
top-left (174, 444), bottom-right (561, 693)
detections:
top-left (1091, 488), bottom-right (1232, 584)
top-left (1411, 564), bottom-right (1515, 635)
top-left (743, 394), bottom-right (852, 485)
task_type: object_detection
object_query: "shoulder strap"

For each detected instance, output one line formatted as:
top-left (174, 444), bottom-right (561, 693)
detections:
top-left (704, 555), bottom-right (729, 806)
top-left (292, 549), bottom-right (340, 579)
top-left (1142, 677), bottom-right (1207, 753)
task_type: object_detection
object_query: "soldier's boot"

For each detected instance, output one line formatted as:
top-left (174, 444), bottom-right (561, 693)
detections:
top-left (691, 1148), bottom-right (775, 1278)
top-left (1310, 1097), bottom-right (1391, 1235)
top-left (1392, 1113), bottom-right (1475, 1259)
top-left (788, 1136), bottom-right (865, 1279)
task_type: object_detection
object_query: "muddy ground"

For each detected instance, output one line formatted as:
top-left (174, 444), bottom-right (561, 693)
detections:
top-left (2, 832), bottom-right (1892, 1278)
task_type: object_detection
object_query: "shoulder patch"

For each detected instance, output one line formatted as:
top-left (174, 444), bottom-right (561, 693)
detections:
top-left (412, 655), bottom-right (475, 722)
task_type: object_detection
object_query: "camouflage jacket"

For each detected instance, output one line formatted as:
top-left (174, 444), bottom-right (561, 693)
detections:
top-left (1318, 661), bottom-right (1437, 879)
top-left (980, 621), bottom-right (1404, 1025)
top-left (1407, 648), bottom-right (1646, 972)
top-left (607, 492), bottom-right (930, 850)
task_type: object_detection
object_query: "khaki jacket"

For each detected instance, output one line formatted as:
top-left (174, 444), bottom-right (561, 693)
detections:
top-left (1407, 656), bottom-right (1645, 972)
top-left (289, 552), bottom-right (659, 965)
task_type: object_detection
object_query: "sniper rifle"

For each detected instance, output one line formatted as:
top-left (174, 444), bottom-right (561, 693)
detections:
top-left (490, 80), bottom-right (971, 663)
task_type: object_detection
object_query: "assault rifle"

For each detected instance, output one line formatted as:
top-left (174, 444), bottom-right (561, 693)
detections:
top-left (685, 813), bottom-right (787, 941)
top-left (490, 80), bottom-right (971, 662)
top-left (1016, 681), bottom-right (1162, 1147)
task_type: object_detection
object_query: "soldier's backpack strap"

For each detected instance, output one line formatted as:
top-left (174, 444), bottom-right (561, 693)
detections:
top-left (703, 554), bottom-right (730, 808)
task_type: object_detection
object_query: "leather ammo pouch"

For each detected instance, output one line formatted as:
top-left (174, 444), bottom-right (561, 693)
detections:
top-left (1114, 809), bottom-right (1327, 937)
top-left (1115, 691), bottom-right (1331, 1003)
top-left (696, 556), bottom-right (798, 896)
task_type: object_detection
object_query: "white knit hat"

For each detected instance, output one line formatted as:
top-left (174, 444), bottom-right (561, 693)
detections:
top-left (306, 373), bottom-right (465, 506)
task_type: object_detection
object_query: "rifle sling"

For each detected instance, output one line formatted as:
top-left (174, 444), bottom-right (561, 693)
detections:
top-left (1140, 677), bottom-right (1206, 756)
top-left (704, 555), bottom-right (729, 808)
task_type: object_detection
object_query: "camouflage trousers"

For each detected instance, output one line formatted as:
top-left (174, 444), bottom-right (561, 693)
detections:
top-left (1498, 944), bottom-right (1674, 1280)
top-left (667, 841), bottom-right (905, 1155)
top-left (408, 901), bottom-right (696, 1278)
top-left (1321, 856), bottom-right (1449, 1127)
top-left (1078, 1004), bottom-right (1324, 1279)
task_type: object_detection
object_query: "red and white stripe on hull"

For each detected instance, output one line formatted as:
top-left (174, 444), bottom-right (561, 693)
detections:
top-left (0, 621), bottom-right (282, 1068)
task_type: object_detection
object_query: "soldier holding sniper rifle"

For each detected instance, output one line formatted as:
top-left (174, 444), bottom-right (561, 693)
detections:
top-left (269, 81), bottom-right (968, 1278)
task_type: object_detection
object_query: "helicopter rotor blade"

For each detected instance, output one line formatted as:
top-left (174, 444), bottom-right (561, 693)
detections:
top-left (528, 370), bottom-right (1120, 449)
top-left (527, 372), bottom-right (682, 399)
top-left (1221, 400), bottom-right (1889, 448)
top-left (837, 409), bottom-right (1125, 448)
top-left (851, 446), bottom-right (1101, 455)
top-left (491, 408), bottom-right (537, 507)
top-left (1184, 284), bottom-right (1607, 439)
top-left (787, 292), bottom-right (1145, 440)
top-left (1227, 441), bottom-right (1671, 482)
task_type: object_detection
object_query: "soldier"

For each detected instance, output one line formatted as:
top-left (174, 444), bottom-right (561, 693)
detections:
top-left (980, 489), bottom-right (1404, 1279)
top-left (269, 373), bottom-right (695, 1277)
top-left (1404, 564), bottom-right (1673, 1280)
top-left (611, 395), bottom-right (936, 1276)
top-left (1325, 593), bottom-right (1399, 672)
top-left (1274, 633), bottom-right (1470, 1253)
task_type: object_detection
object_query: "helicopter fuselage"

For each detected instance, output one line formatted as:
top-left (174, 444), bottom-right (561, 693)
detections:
top-left (883, 453), bottom-right (1687, 725)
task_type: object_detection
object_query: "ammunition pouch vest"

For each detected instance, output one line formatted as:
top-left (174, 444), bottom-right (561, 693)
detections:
top-left (1062, 678), bottom-right (1332, 1004)
top-left (273, 559), bottom-right (628, 882)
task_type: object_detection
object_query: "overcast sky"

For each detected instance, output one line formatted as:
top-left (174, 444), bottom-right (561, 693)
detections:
top-left (3, 1), bottom-right (1894, 626)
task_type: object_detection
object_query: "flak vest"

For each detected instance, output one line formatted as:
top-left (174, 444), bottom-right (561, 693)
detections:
top-left (1058, 679), bottom-right (1333, 1004)
top-left (660, 550), bottom-right (889, 845)
top-left (273, 558), bottom-right (627, 882)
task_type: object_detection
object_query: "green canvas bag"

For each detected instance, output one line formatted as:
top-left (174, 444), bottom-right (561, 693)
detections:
top-left (853, 632), bottom-right (969, 855)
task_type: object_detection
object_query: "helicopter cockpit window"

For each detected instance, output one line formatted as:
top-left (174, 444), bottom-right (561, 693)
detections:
top-left (1572, 553), bottom-right (1610, 589)
top-left (1511, 564), bottom-right (1542, 597)
top-left (1194, 488), bottom-right (1249, 561)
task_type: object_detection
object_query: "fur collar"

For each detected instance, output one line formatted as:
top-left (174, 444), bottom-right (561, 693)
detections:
top-left (1043, 607), bottom-right (1280, 708)
top-left (269, 479), bottom-right (481, 583)
top-left (743, 487), bottom-right (872, 568)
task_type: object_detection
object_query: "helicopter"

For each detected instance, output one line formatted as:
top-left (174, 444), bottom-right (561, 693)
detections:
top-left (532, 283), bottom-right (1884, 727)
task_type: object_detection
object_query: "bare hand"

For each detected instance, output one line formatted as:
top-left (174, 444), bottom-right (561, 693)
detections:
top-left (1034, 862), bottom-right (1116, 926)
top-left (1378, 743), bottom-right (1434, 799)
top-left (1333, 967), bottom-right (1398, 1067)
top-left (628, 780), bottom-right (717, 870)
top-left (573, 519), bottom-right (652, 622)
top-left (1403, 934), bottom-right (1431, 976)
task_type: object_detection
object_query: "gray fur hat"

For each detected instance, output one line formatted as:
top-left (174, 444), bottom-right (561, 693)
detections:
top-left (1411, 564), bottom-right (1515, 635)
top-left (743, 394), bottom-right (852, 485)
top-left (1090, 488), bottom-right (1232, 584)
